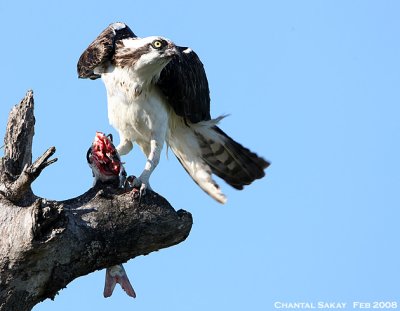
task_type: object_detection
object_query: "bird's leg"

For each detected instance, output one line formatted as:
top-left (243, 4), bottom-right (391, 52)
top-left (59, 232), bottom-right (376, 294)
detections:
top-left (116, 137), bottom-right (133, 156)
top-left (133, 138), bottom-right (162, 198)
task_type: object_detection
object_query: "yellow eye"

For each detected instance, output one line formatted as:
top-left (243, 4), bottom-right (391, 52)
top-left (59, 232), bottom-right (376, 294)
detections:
top-left (152, 40), bottom-right (163, 49)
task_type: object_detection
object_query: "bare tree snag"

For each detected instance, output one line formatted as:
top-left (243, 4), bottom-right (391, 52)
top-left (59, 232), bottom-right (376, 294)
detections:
top-left (0, 91), bottom-right (193, 311)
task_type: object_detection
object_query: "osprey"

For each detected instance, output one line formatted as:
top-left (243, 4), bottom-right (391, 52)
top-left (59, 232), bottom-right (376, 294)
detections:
top-left (78, 22), bottom-right (269, 203)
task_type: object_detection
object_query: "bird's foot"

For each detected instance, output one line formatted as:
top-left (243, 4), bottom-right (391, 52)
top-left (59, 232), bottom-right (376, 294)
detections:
top-left (125, 176), bottom-right (151, 201)
top-left (133, 176), bottom-right (151, 197)
top-left (123, 175), bottom-right (136, 189)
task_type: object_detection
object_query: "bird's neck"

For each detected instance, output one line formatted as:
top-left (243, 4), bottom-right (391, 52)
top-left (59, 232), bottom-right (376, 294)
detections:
top-left (103, 66), bottom-right (160, 98)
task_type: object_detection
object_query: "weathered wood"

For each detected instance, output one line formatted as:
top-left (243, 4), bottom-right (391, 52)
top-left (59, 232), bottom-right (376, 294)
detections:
top-left (0, 92), bottom-right (193, 311)
top-left (3, 90), bottom-right (35, 175)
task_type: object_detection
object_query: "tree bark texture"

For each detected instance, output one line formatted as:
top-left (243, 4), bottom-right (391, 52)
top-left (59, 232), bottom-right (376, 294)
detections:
top-left (0, 91), bottom-right (193, 311)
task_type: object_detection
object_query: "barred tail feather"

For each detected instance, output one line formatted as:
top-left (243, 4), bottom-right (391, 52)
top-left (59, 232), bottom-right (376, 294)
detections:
top-left (168, 117), bottom-right (269, 204)
top-left (195, 126), bottom-right (269, 190)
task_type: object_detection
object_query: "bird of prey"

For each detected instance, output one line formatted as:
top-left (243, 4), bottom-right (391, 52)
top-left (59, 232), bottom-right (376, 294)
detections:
top-left (78, 22), bottom-right (269, 203)
top-left (87, 132), bottom-right (136, 298)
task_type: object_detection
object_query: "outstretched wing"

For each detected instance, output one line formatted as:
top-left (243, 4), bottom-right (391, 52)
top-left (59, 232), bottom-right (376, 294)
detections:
top-left (77, 22), bottom-right (136, 79)
top-left (157, 47), bottom-right (211, 124)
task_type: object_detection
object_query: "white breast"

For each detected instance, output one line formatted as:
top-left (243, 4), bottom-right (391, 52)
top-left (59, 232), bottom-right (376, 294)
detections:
top-left (101, 66), bottom-right (170, 152)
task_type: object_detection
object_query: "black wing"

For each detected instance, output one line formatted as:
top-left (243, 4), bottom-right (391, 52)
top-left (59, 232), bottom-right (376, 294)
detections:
top-left (157, 47), bottom-right (211, 123)
top-left (77, 23), bottom-right (136, 80)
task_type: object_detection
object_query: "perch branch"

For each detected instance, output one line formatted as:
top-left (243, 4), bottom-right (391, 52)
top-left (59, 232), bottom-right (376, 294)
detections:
top-left (0, 91), bottom-right (193, 311)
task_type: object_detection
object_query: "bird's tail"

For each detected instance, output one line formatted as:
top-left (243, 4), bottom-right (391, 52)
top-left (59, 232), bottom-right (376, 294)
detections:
top-left (168, 117), bottom-right (270, 204)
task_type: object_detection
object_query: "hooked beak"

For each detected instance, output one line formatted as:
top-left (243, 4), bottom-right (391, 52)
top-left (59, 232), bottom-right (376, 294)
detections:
top-left (164, 43), bottom-right (180, 58)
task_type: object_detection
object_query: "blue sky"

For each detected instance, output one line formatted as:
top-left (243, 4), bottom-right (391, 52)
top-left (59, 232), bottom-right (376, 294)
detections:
top-left (1, 1), bottom-right (399, 310)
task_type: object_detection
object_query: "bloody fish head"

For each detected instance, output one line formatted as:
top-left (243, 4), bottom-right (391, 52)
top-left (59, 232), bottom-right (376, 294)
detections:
top-left (87, 132), bottom-right (122, 181)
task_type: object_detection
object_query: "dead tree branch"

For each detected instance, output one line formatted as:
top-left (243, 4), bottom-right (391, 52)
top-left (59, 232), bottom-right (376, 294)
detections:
top-left (0, 91), bottom-right (193, 311)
